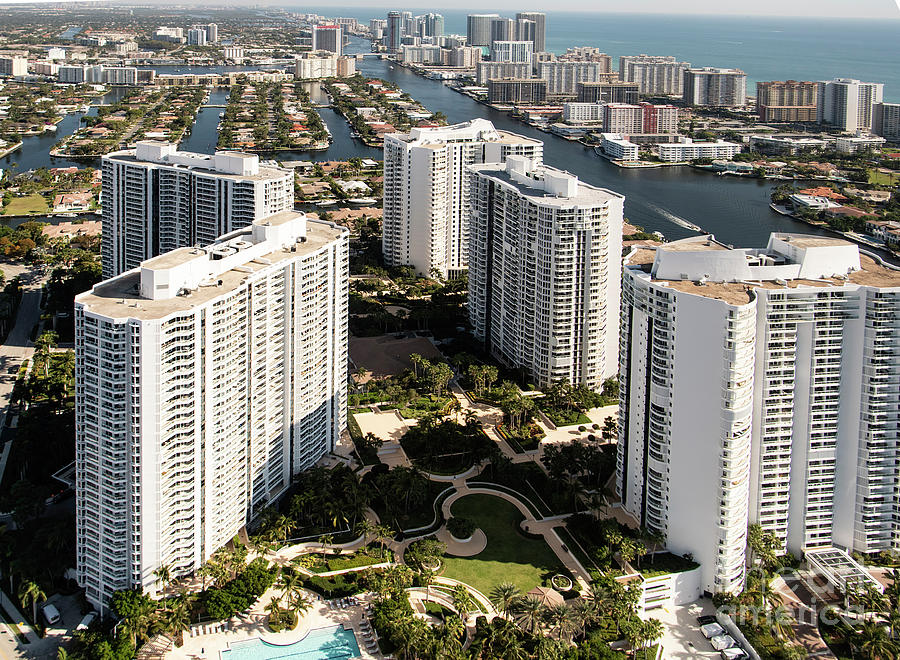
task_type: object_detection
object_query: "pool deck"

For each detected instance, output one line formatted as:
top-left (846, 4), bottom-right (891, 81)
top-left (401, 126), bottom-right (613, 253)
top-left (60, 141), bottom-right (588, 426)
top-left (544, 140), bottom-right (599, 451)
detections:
top-left (170, 588), bottom-right (382, 660)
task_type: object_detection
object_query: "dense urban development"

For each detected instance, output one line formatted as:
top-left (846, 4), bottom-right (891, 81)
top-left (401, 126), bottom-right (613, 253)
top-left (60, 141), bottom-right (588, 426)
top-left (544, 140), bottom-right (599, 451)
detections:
top-left (0, 5), bottom-right (897, 660)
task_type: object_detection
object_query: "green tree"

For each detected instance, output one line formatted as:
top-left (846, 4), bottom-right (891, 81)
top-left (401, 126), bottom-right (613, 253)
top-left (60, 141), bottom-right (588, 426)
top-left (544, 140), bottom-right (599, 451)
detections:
top-left (17, 580), bottom-right (46, 625)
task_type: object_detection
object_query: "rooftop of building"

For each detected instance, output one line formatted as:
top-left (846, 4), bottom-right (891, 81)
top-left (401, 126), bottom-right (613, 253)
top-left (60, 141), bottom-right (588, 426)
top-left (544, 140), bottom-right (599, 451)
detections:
top-left (104, 141), bottom-right (291, 181)
top-left (388, 118), bottom-right (541, 147)
top-left (625, 233), bottom-right (900, 304)
top-left (77, 212), bottom-right (346, 321)
top-left (470, 156), bottom-right (623, 206)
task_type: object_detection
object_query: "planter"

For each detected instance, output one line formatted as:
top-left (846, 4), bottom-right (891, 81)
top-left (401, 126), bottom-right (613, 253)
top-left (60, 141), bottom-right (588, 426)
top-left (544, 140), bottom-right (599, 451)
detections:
top-left (449, 531), bottom-right (474, 543)
top-left (551, 574), bottom-right (573, 591)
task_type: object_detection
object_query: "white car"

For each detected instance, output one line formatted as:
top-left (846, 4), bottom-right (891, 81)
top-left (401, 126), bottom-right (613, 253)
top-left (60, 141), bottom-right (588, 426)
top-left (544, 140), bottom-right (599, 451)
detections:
top-left (76, 612), bottom-right (97, 631)
top-left (711, 634), bottom-right (737, 651)
top-left (721, 648), bottom-right (748, 659)
top-left (701, 622), bottom-right (725, 638)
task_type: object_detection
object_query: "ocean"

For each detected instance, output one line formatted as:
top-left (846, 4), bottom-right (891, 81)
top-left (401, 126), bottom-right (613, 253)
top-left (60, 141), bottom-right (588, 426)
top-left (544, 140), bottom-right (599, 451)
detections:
top-left (297, 8), bottom-right (900, 101)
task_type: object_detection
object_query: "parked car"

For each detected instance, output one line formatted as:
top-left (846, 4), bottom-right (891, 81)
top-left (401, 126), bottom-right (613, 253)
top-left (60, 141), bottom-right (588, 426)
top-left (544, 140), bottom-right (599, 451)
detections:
top-left (76, 612), bottom-right (97, 631)
top-left (711, 634), bottom-right (737, 651)
top-left (697, 615), bottom-right (717, 625)
top-left (42, 603), bottom-right (61, 625)
top-left (701, 622), bottom-right (725, 639)
top-left (721, 647), bottom-right (749, 659)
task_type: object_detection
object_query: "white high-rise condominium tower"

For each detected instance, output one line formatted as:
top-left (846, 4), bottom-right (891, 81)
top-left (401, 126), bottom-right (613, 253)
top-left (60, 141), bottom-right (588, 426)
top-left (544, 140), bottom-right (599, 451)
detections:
top-left (467, 14), bottom-right (500, 47)
top-left (683, 67), bottom-right (747, 107)
top-left (817, 78), bottom-right (884, 132)
top-left (515, 12), bottom-right (546, 53)
top-left (101, 141), bottom-right (294, 279)
top-left (467, 156), bottom-right (624, 389)
top-left (617, 234), bottom-right (900, 596)
top-left (382, 118), bottom-right (542, 278)
top-left (75, 211), bottom-right (349, 608)
top-left (618, 55), bottom-right (691, 95)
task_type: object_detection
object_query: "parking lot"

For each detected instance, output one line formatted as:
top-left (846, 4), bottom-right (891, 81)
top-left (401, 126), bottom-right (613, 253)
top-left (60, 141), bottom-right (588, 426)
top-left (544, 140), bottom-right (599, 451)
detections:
top-left (654, 598), bottom-right (726, 659)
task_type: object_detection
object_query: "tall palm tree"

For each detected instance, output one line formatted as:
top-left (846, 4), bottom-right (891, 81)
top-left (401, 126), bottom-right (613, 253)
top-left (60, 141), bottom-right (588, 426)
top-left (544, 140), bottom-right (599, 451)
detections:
top-left (57, 648), bottom-right (69, 660)
top-left (373, 523), bottom-right (393, 559)
top-left (490, 583), bottom-right (522, 619)
top-left (451, 584), bottom-right (476, 620)
top-left (17, 580), bottom-right (46, 625)
top-left (278, 569), bottom-right (304, 605)
top-left (855, 620), bottom-right (899, 660)
top-left (546, 603), bottom-right (575, 641)
top-left (154, 564), bottom-right (172, 593)
top-left (639, 618), bottom-right (664, 658)
top-left (570, 599), bottom-right (598, 640)
top-left (264, 596), bottom-right (283, 626)
top-left (513, 595), bottom-right (546, 635)
top-left (318, 534), bottom-right (334, 562)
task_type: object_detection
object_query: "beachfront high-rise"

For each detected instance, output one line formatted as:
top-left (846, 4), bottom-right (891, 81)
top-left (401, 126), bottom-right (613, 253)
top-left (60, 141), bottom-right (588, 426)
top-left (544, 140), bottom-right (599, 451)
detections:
top-left (515, 12), bottom-right (546, 53)
top-left (75, 212), bottom-right (349, 608)
top-left (683, 67), bottom-right (747, 107)
top-left (101, 141), bottom-right (294, 278)
top-left (466, 14), bottom-right (500, 47)
top-left (616, 234), bottom-right (900, 595)
top-left (756, 80), bottom-right (818, 122)
top-left (312, 24), bottom-right (343, 55)
top-left (618, 55), bottom-right (691, 96)
top-left (467, 157), bottom-right (624, 389)
top-left (817, 78), bottom-right (884, 132)
top-left (382, 119), bottom-right (542, 279)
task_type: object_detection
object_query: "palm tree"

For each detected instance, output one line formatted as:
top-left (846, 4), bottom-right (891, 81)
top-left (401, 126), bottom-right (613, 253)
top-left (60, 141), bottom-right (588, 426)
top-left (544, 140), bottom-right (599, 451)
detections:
top-left (18, 580), bottom-right (46, 625)
top-left (291, 593), bottom-right (313, 617)
top-left (639, 618), bottom-right (664, 658)
top-left (769, 605), bottom-right (795, 642)
top-left (278, 569), bottom-right (304, 604)
top-left (264, 596), bottom-right (283, 625)
top-left (57, 648), bottom-right (70, 660)
top-left (571, 599), bottom-right (598, 640)
top-left (355, 519), bottom-right (375, 545)
top-left (154, 564), bottom-right (172, 593)
top-left (451, 584), bottom-right (476, 620)
top-left (318, 533), bottom-right (334, 562)
top-left (855, 620), bottom-right (899, 660)
top-left (490, 582), bottom-right (522, 619)
top-left (546, 603), bottom-right (575, 641)
top-left (513, 595), bottom-right (546, 634)
top-left (373, 523), bottom-right (393, 559)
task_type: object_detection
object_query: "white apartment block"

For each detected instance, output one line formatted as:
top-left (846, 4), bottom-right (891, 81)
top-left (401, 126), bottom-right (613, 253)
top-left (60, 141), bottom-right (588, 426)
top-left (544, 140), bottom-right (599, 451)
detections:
top-left (619, 55), bottom-right (691, 95)
top-left (76, 211), bottom-right (348, 608)
top-left (295, 53), bottom-right (339, 79)
top-left (399, 45), bottom-right (443, 65)
top-left (655, 138), bottom-right (741, 162)
top-left (539, 61), bottom-right (609, 96)
top-left (382, 119), bottom-right (542, 278)
top-left (0, 56), bottom-right (28, 77)
top-left (312, 25), bottom-right (343, 55)
top-left (683, 67), bottom-right (747, 107)
top-left (563, 102), bottom-right (604, 124)
top-left (617, 234), bottom-right (900, 596)
top-left (600, 133), bottom-right (639, 161)
top-left (467, 156), bottom-right (623, 389)
top-left (476, 62), bottom-right (529, 86)
top-left (818, 79), bottom-right (885, 132)
top-left (490, 41), bottom-right (533, 64)
top-left (223, 46), bottom-right (244, 60)
top-left (874, 103), bottom-right (900, 142)
top-left (187, 28), bottom-right (207, 46)
top-left (834, 135), bottom-right (886, 154)
top-left (101, 141), bottom-right (294, 279)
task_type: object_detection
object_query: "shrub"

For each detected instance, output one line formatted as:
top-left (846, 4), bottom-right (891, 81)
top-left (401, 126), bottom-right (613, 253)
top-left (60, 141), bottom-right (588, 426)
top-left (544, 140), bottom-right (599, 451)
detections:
top-left (202, 558), bottom-right (277, 620)
top-left (446, 517), bottom-right (476, 539)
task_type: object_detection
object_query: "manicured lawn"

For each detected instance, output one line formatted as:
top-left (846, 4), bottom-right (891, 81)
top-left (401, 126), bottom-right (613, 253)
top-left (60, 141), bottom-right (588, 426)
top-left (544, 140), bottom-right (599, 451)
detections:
top-left (868, 169), bottom-right (899, 186)
top-left (441, 494), bottom-right (567, 596)
top-left (3, 194), bottom-right (49, 215)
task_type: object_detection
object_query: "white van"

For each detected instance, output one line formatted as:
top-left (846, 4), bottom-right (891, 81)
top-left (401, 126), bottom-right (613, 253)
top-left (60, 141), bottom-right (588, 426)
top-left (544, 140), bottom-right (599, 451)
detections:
top-left (42, 603), bottom-right (61, 626)
top-left (76, 612), bottom-right (97, 631)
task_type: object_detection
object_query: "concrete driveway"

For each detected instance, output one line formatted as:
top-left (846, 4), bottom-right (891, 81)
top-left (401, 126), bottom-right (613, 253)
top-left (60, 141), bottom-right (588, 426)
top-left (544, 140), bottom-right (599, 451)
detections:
top-left (654, 598), bottom-right (722, 659)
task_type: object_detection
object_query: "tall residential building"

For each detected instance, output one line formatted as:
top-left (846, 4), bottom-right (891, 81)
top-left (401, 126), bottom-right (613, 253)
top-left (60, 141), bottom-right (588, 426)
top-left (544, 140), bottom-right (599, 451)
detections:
top-left (488, 78), bottom-right (547, 104)
top-left (515, 19), bottom-right (535, 46)
top-left (312, 24), bottom-right (343, 55)
top-left (467, 14), bottom-right (500, 47)
top-left (0, 55), bottom-right (28, 77)
top-left (467, 156), bottom-right (623, 389)
top-left (600, 103), bottom-right (679, 134)
top-left (817, 78), bottom-right (884, 132)
top-left (539, 61), bottom-right (610, 95)
top-left (490, 17), bottom-right (515, 46)
top-left (187, 28), bottom-right (207, 46)
top-left (369, 19), bottom-right (386, 41)
top-left (874, 102), bottom-right (900, 142)
top-left (490, 41), bottom-right (533, 64)
top-left (205, 23), bottom-right (218, 43)
top-left (617, 234), bottom-right (900, 596)
top-left (756, 81), bottom-right (818, 122)
top-left (101, 141), bottom-right (294, 279)
top-left (386, 11), bottom-right (403, 53)
top-left (683, 67), bottom-right (747, 107)
top-left (75, 211), bottom-right (349, 607)
top-left (618, 55), bottom-right (690, 95)
top-left (449, 46), bottom-right (483, 68)
top-left (515, 12), bottom-right (546, 53)
top-left (577, 81), bottom-right (639, 104)
top-left (382, 119), bottom-right (542, 279)
top-left (476, 62), bottom-right (530, 86)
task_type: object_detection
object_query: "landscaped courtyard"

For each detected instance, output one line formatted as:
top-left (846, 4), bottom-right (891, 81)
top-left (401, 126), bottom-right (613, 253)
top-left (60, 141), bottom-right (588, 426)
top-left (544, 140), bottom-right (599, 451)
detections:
top-left (441, 494), bottom-right (569, 596)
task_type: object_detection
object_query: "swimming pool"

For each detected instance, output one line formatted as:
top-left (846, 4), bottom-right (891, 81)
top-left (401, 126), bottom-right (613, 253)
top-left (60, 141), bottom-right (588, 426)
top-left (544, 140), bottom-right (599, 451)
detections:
top-left (219, 625), bottom-right (362, 660)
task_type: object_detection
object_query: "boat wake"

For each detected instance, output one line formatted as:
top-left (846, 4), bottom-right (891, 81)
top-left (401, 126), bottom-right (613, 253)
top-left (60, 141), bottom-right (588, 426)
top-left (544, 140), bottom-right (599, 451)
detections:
top-left (648, 204), bottom-right (703, 232)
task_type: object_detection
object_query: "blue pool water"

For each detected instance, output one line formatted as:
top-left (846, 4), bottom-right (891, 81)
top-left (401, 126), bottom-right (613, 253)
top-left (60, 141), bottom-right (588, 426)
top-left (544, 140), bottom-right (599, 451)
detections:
top-left (219, 626), bottom-right (361, 660)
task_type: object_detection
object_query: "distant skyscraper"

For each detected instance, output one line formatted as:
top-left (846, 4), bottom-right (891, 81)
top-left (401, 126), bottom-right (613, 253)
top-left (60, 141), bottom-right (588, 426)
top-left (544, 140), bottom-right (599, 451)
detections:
top-left (756, 80), bottom-right (818, 122)
top-left (468, 156), bottom-right (623, 390)
top-left (683, 67), bottom-right (747, 107)
top-left (467, 14), bottom-right (500, 47)
top-left (205, 23), bottom-right (218, 43)
top-left (515, 12), bottom-right (546, 52)
top-left (618, 55), bottom-right (691, 95)
top-left (312, 24), bottom-right (342, 55)
top-left (490, 17), bottom-right (515, 46)
top-left (369, 18), bottom-right (386, 41)
top-left (101, 141), bottom-right (294, 278)
top-left (817, 78), bottom-right (884, 132)
top-left (386, 11), bottom-right (403, 53)
top-left (874, 102), bottom-right (900, 141)
top-left (76, 212), bottom-right (349, 608)
top-left (401, 11), bottom-right (414, 36)
top-left (490, 41), bottom-right (533, 65)
top-left (382, 119), bottom-right (542, 278)
top-left (187, 28), bottom-right (206, 46)
top-left (618, 233), bottom-right (900, 595)
top-left (539, 61), bottom-right (610, 95)
top-left (514, 19), bottom-right (535, 45)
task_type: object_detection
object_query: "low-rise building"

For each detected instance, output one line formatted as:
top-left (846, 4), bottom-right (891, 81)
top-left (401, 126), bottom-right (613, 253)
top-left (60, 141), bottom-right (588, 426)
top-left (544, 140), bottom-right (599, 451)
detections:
top-left (833, 134), bottom-right (886, 154)
top-left (600, 133), bottom-right (639, 161)
top-left (655, 138), bottom-right (741, 162)
top-left (748, 134), bottom-right (827, 156)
